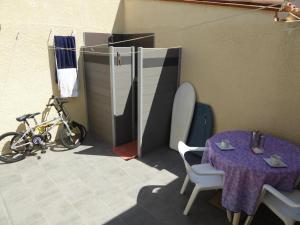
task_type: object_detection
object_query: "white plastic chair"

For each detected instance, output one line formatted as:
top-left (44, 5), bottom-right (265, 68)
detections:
top-left (178, 141), bottom-right (226, 216)
top-left (244, 184), bottom-right (300, 225)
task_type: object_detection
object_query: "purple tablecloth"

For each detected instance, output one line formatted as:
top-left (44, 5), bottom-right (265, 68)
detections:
top-left (202, 131), bottom-right (300, 215)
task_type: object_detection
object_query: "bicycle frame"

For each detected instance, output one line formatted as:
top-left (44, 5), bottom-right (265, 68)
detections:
top-left (11, 113), bottom-right (73, 150)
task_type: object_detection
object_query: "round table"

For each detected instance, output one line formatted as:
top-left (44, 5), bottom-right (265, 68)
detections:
top-left (202, 130), bottom-right (300, 217)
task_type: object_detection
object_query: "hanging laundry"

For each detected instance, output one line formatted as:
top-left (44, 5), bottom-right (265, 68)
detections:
top-left (54, 36), bottom-right (78, 97)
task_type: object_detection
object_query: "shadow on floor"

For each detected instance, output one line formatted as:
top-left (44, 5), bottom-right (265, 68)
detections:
top-left (74, 136), bottom-right (287, 225)
top-left (74, 134), bottom-right (117, 157)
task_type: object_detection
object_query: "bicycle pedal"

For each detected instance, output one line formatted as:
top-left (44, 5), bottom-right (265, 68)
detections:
top-left (26, 151), bottom-right (36, 156)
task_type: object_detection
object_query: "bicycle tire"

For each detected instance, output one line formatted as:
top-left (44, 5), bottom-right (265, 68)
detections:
top-left (60, 123), bottom-right (82, 149)
top-left (71, 121), bottom-right (87, 142)
top-left (0, 132), bottom-right (27, 163)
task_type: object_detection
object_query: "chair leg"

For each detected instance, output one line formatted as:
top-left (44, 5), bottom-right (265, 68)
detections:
top-left (284, 221), bottom-right (295, 225)
top-left (232, 212), bottom-right (241, 225)
top-left (180, 175), bottom-right (189, 194)
top-left (226, 210), bottom-right (232, 223)
top-left (183, 185), bottom-right (200, 215)
top-left (244, 216), bottom-right (253, 225)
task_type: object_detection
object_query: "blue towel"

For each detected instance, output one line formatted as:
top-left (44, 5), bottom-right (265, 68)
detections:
top-left (54, 36), bottom-right (78, 97)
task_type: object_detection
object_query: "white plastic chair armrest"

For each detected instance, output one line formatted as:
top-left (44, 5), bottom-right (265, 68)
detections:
top-left (178, 142), bottom-right (209, 159)
top-left (263, 185), bottom-right (300, 208)
top-left (187, 147), bottom-right (208, 152)
top-left (191, 164), bottom-right (225, 176)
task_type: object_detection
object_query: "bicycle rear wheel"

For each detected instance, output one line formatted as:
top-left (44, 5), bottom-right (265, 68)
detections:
top-left (0, 132), bottom-right (27, 163)
top-left (60, 123), bottom-right (82, 149)
top-left (71, 121), bottom-right (87, 142)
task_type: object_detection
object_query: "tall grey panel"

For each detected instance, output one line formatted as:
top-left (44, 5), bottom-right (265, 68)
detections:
top-left (111, 47), bottom-right (135, 146)
top-left (138, 48), bottom-right (182, 157)
top-left (83, 32), bottom-right (111, 46)
top-left (84, 47), bottom-right (113, 144)
top-left (110, 33), bottom-right (155, 48)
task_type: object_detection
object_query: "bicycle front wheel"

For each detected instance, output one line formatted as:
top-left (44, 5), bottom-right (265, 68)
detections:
top-left (0, 132), bottom-right (27, 163)
top-left (60, 124), bottom-right (82, 149)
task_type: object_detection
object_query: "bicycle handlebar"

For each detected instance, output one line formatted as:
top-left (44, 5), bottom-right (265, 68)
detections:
top-left (48, 96), bottom-right (69, 105)
top-left (46, 96), bottom-right (69, 118)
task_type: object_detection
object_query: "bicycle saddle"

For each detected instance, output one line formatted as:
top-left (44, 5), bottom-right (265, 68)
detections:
top-left (16, 112), bottom-right (41, 122)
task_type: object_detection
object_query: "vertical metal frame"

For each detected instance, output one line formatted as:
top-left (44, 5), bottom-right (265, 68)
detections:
top-left (81, 47), bottom-right (90, 131)
top-left (131, 46), bottom-right (136, 140)
top-left (109, 46), bottom-right (116, 147)
top-left (137, 47), bottom-right (143, 158)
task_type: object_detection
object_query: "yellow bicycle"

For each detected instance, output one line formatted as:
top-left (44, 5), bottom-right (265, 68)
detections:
top-left (0, 96), bottom-right (86, 163)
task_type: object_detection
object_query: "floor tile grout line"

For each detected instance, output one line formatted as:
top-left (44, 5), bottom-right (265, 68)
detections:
top-left (40, 148), bottom-right (129, 225)
top-left (0, 191), bottom-right (15, 225)
top-left (41, 164), bottom-right (90, 225)
top-left (0, 138), bottom-right (238, 225)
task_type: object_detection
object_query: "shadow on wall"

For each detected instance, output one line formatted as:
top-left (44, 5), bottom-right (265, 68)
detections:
top-left (114, 85), bottom-right (135, 146)
top-left (141, 49), bottom-right (180, 155)
top-left (111, 0), bottom-right (125, 34)
top-left (16, 123), bottom-right (26, 133)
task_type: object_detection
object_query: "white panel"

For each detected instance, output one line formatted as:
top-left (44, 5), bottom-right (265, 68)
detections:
top-left (169, 83), bottom-right (196, 151)
top-left (140, 48), bottom-right (168, 59)
top-left (137, 47), bottom-right (143, 158)
top-left (111, 47), bottom-right (133, 116)
top-left (138, 47), bottom-right (181, 157)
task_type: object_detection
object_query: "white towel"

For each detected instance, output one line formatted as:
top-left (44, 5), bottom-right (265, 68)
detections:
top-left (57, 68), bottom-right (78, 97)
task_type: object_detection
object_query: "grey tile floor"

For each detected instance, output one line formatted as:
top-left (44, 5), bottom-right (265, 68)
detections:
top-left (0, 136), bottom-right (288, 225)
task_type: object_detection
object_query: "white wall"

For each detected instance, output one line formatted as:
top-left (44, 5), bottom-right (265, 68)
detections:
top-left (123, 0), bottom-right (300, 145)
top-left (1, 0), bottom-right (300, 146)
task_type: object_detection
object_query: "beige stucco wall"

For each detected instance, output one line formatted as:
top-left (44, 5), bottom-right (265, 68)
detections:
top-left (123, 0), bottom-right (300, 145)
top-left (0, 0), bottom-right (124, 135)
top-left (1, 0), bottom-right (299, 146)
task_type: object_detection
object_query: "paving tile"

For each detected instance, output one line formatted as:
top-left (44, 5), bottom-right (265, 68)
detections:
top-left (38, 198), bottom-right (84, 225)
top-left (0, 196), bottom-right (11, 225)
top-left (118, 205), bottom-right (166, 225)
top-left (26, 215), bottom-right (49, 225)
top-left (0, 174), bottom-right (23, 192)
top-left (31, 179), bottom-right (64, 208)
top-left (1, 187), bottom-right (45, 225)
top-left (0, 163), bottom-right (18, 177)
top-left (49, 213), bottom-right (84, 225)
top-left (12, 211), bottom-right (46, 225)
top-left (0, 136), bottom-right (284, 225)
top-left (57, 180), bottom-right (93, 204)
top-left (99, 217), bottom-right (127, 225)
top-left (1, 185), bottom-right (33, 209)
top-left (96, 186), bottom-right (137, 216)
top-left (46, 167), bottom-right (82, 186)
top-left (19, 165), bottom-right (47, 185)
top-left (73, 195), bottom-right (114, 225)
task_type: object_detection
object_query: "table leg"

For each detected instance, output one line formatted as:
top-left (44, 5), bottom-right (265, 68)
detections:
top-left (244, 216), bottom-right (253, 225)
top-left (226, 210), bottom-right (232, 223)
top-left (232, 212), bottom-right (241, 225)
